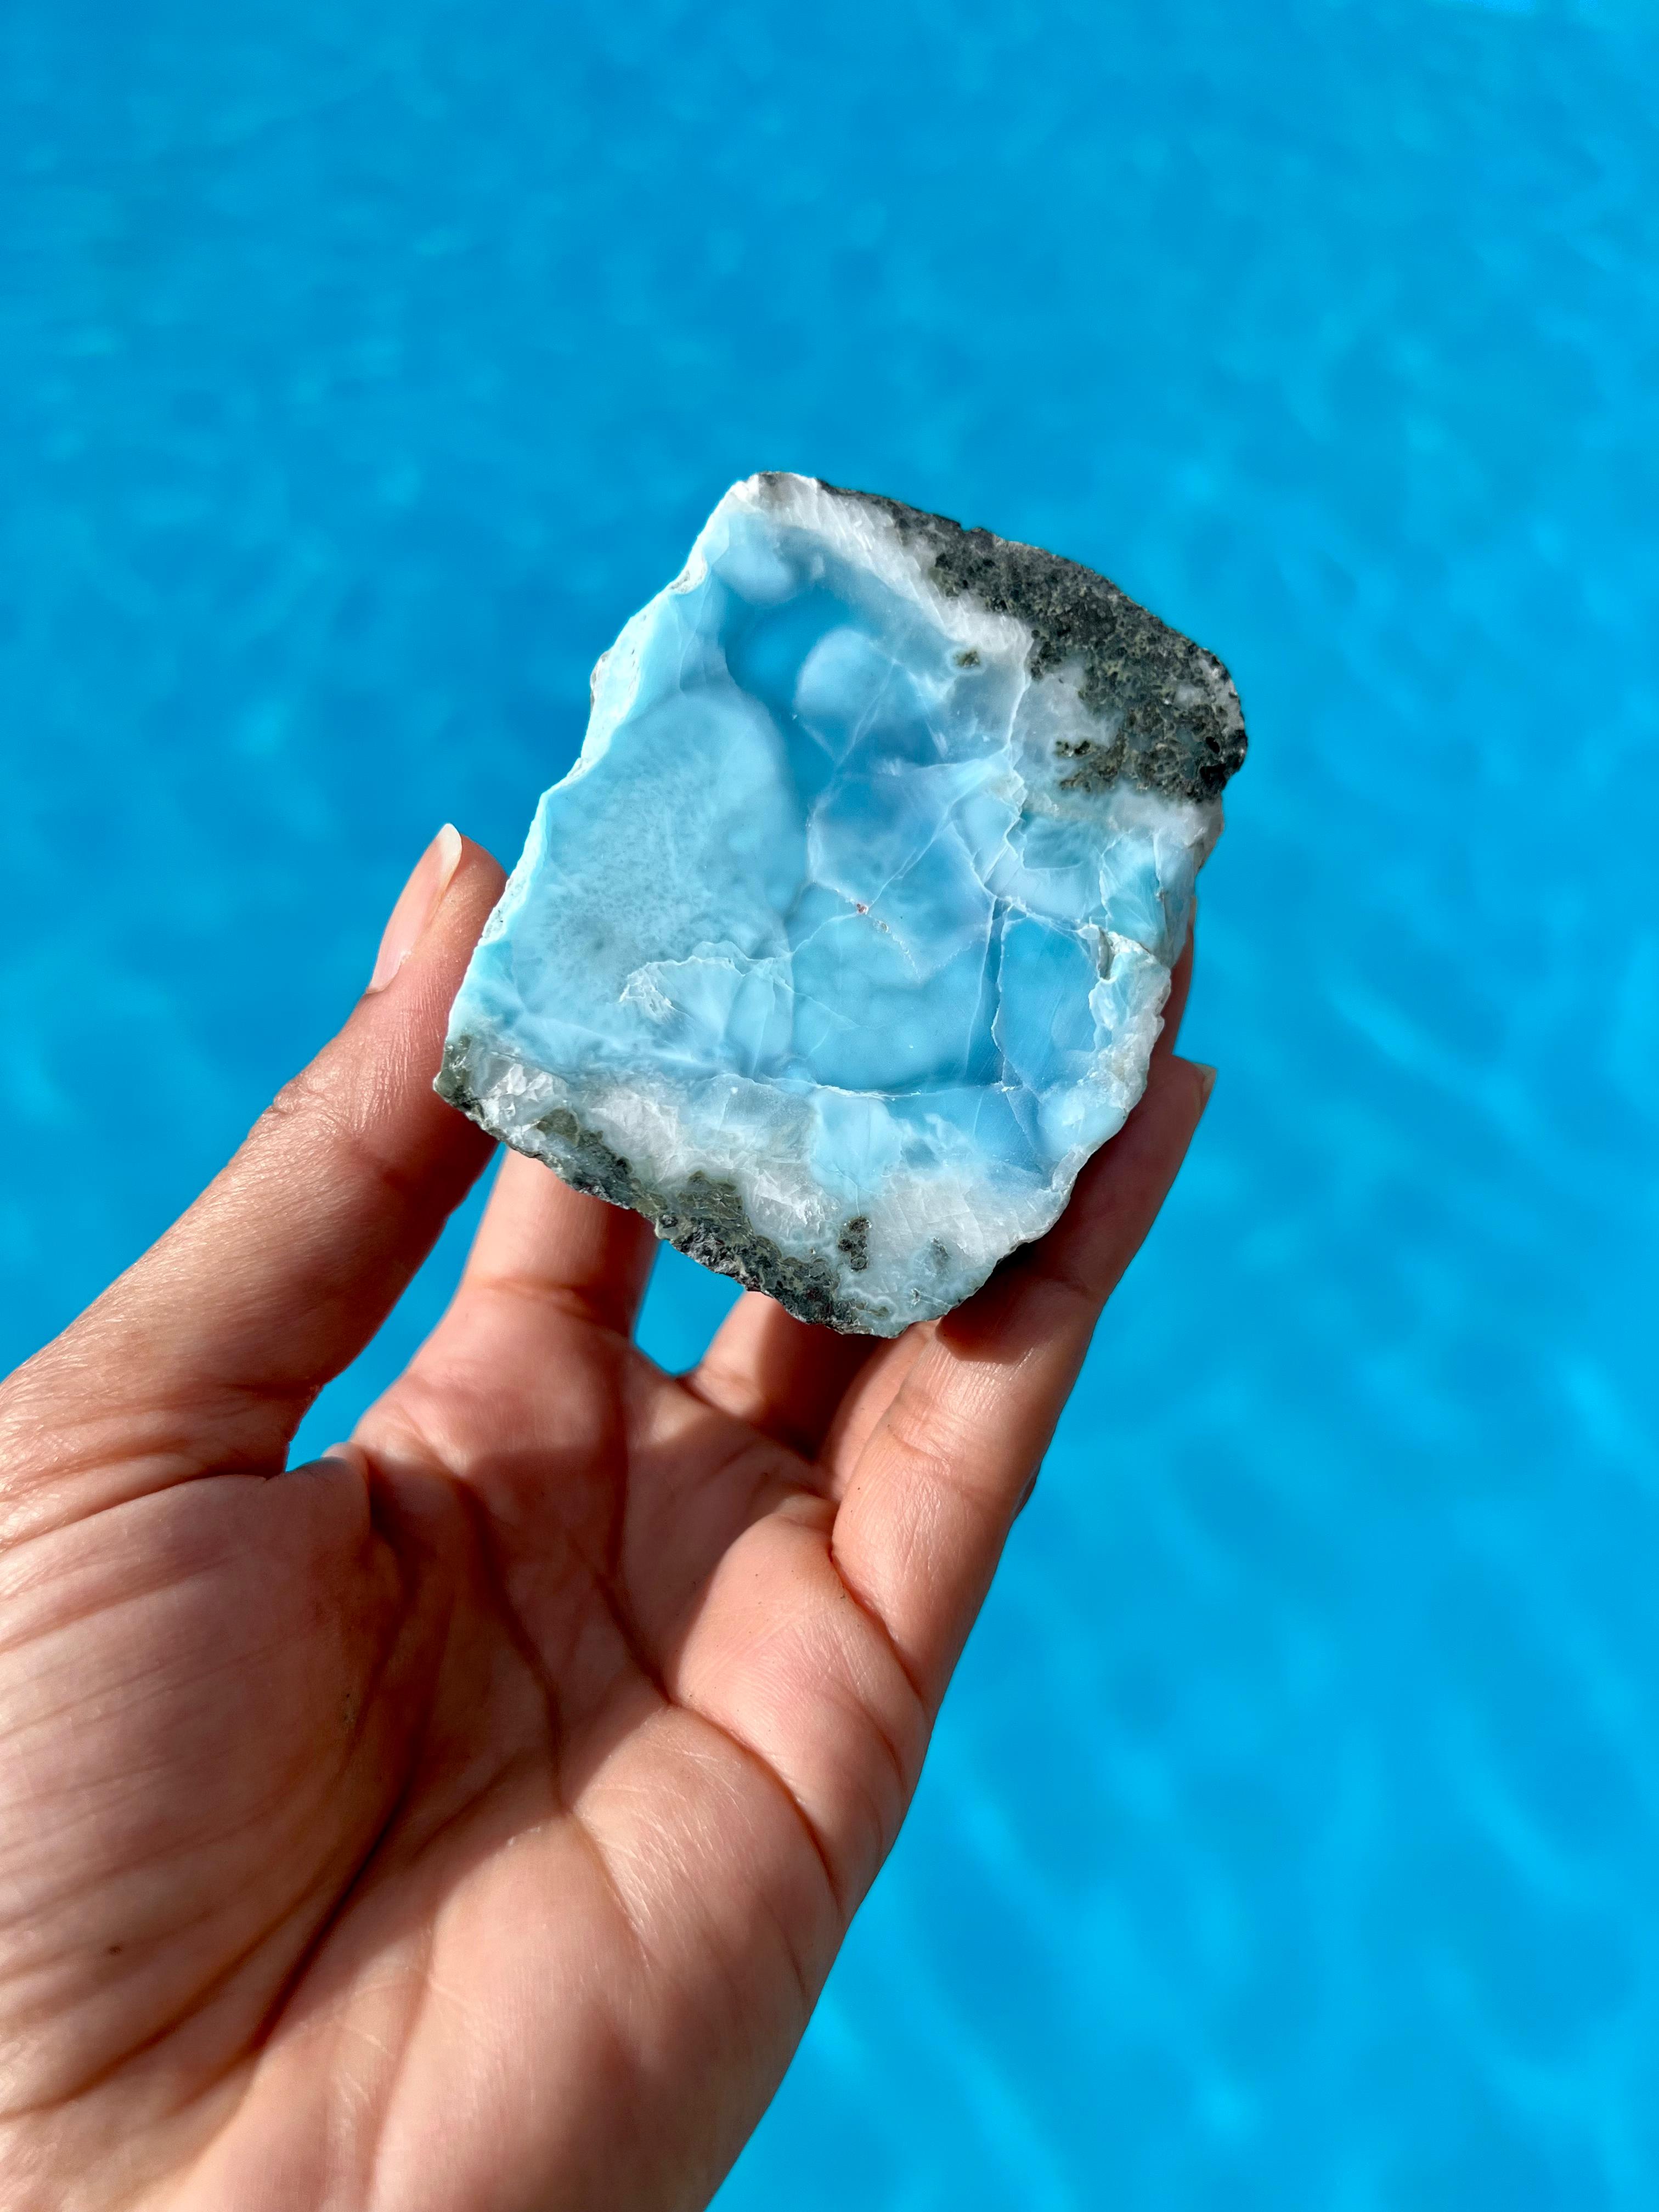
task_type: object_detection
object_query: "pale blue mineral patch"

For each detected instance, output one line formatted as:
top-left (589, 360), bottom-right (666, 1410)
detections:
top-left (439, 473), bottom-right (1246, 1334)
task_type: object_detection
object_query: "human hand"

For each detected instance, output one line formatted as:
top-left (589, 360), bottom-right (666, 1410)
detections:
top-left (0, 827), bottom-right (1212, 2211)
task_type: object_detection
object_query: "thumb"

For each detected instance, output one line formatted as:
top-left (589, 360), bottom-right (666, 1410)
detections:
top-left (1, 827), bottom-right (506, 1527)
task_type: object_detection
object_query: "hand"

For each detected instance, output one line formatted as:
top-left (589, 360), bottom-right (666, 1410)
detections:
top-left (0, 828), bottom-right (1212, 2212)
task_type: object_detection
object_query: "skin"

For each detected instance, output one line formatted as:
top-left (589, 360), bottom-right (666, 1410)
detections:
top-left (0, 831), bottom-right (1212, 2211)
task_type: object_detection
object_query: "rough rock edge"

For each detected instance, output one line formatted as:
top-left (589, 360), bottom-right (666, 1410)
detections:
top-left (757, 473), bottom-right (1248, 805)
top-left (437, 1035), bottom-right (900, 1335)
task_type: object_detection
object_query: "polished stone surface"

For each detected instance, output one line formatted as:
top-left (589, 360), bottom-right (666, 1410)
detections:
top-left (440, 474), bottom-right (1244, 1330)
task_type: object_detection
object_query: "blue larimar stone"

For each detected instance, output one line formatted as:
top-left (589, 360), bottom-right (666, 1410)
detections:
top-left (439, 474), bottom-right (1245, 1334)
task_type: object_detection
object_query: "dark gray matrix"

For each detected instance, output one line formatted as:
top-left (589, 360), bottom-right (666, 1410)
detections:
top-left (439, 1038), bottom-right (875, 1330)
top-left (774, 477), bottom-right (1248, 805)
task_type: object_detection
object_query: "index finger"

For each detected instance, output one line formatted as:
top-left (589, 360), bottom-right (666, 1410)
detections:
top-left (827, 1043), bottom-right (1214, 1710)
top-left (818, 918), bottom-right (1198, 1485)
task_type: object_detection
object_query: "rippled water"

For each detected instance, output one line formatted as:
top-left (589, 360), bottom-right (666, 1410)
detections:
top-left (3, 0), bottom-right (1656, 2202)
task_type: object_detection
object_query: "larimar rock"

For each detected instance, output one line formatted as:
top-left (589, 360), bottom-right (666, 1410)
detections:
top-left (439, 474), bottom-right (1245, 1334)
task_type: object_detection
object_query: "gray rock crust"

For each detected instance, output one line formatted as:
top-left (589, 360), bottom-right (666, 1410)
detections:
top-left (439, 1034), bottom-right (874, 1330)
top-left (764, 475), bottom-right (1246, 804)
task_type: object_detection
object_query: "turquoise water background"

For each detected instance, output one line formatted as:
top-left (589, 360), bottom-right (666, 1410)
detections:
top-left (3, 0), bottom-right (1657, 2202)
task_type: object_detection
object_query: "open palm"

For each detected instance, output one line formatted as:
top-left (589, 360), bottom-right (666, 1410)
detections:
top-left (0, 835), bottom-right (1210, 2211)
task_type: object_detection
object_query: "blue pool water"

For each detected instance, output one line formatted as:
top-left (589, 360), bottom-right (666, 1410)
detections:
top-left (2, 0), bottom-right (1656, 2202)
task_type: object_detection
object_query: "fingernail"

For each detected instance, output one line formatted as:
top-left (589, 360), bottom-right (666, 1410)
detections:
top-left (367, 825), bottom-right (463, 994)
top-left (1193, 1062), bottom-right (1218, 1107)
